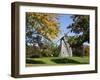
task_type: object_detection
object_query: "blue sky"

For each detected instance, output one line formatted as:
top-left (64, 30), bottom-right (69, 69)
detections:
top-left (58, 14), bottom-right (74, 36)
top-left (53, 14), bottom-right (75, 43)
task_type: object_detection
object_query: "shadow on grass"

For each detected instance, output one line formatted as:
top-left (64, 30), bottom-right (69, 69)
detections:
top-left (51, 58), bottom-right (88, 64)
top-left (26, 59), bottom-right (45, 64)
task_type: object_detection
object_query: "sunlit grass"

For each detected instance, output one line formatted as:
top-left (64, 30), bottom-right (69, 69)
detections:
top-left (26, 56), bottom-right (89, 67)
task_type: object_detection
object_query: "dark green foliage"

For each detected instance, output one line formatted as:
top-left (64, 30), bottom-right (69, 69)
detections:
top-left (26, 46), bottom-right (42, 58)
top-left (67, 15), bottom-right (89, 56)
top-left (26, 41), bottom-right (60, 58)
top-left (47, 42), bottom-right (60, 57)
top-left (67, 15), bottom-right (89, 45)
top-left (72, 47), bottom-right (83, 56)
top-left (67, 36), bottom-right (83, 56)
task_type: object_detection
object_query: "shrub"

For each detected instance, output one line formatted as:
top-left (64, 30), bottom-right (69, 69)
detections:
top-left (84, 46), bottom-right (89, 56)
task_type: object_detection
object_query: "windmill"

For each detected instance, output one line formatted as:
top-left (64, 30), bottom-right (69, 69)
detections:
top-left (59, 33), bottom-right (73, 57)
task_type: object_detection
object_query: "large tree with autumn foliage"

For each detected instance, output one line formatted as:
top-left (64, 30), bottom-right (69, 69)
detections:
top-left (26, 12), bottom-right (60, 44)
top-left (26, 12), bottom-right (61, 57)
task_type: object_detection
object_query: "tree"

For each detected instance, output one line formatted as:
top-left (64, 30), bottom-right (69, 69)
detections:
top-left (67, 15), bottom-right (89, 46)
top-left (26, 12), bottom-right (60, 40)
top-left (67, 15), bottom-right (89, 56)
top-left (67, 36), bottom-right (83, 56)
top-left (26, 12), bottom-right (61, 46)
top-left (26, 12), bottom-right (61, 57)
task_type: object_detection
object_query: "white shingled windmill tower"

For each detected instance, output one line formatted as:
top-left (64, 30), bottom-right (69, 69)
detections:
top-left (59, 34), bottom-right (73, 57)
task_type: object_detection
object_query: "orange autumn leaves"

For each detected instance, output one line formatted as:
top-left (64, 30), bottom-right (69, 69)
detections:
top-left (26, 12), bottom-right (61, 40)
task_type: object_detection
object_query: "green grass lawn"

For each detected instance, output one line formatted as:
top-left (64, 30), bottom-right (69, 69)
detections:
top-left (26, 56), bottom-right (89, 67)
